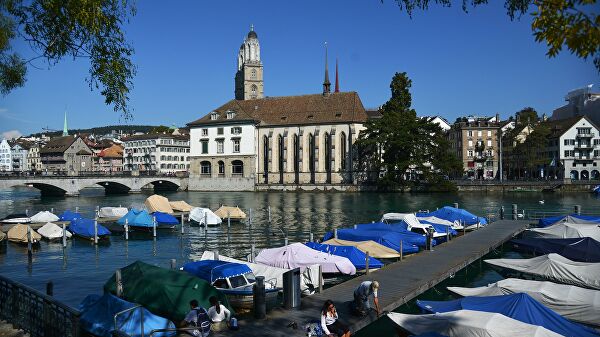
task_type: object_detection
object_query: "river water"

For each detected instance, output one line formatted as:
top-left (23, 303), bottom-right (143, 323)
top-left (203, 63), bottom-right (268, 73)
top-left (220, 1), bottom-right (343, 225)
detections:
top-left (0, 187), bottom-right (598, 334)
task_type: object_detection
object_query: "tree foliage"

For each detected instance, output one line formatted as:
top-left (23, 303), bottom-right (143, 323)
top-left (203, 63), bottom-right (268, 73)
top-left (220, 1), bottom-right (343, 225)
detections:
top-left (388, 0), bottom-right (600, 71)
top-left (0, 0), bottom-right (136, 118)
top-left (150, 125), bottom-right (173, 134)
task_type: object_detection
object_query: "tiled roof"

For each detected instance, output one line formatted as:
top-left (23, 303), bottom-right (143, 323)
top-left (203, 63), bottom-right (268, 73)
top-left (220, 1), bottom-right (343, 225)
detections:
top-left (546, 115), bottom-right (599, 138)
top-left (187, 91), bottom-right (368, 127)
top-left (40, 136), bottom-right (77, 154)
top-left (98, 144), bottom-right (124, 158)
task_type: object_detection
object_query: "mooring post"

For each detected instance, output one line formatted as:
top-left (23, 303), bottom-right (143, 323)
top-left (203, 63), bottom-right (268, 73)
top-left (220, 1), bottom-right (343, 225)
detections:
top-left (75, 206), bottom-right (79, 213)
top-left (213, 250), bottom-right (220, 261)
top-left (365, 251), bottom-right (370, 275)
top-left (353, 224), bottom-right (358, 229)
top-left (249, 208), bottom-right (253, 227)
top-left (204, 211), bottom-right (208, 227)
top-left (62, 223), bottom-right (67, 248)
top-left (453, 203), bottom-right (459, 209)
top-left (251, 244), bottom-right (255, 262)
top-left (95, 206), bottom-right (99, 218)
top-left (284, 236), bottom-right (289, 246)
top-left (152, 216), bottom-right (157, 238)
top-left (46, 281), bottom-right (53, 296)
top-left (512, 204), bottom-right (518, 220)
top-left (25, 209), bottom-right (28, 216)
top-left (268, 206), bottom-right (272, 223)
top-left (334, 228), bottom-right (338, 239)
top-left (309, 232), bottom-right (314, 242)
top-left (50, 207), bottom-right (54, 214)
top-left (446, 225), bottom-right (450, 242)
top-left (115, 269), bottom-right (123, 298)
top-left (500, 206), bottom-right (505, 220)
top-left (574, 205), bottom-right (581, 215)
top-left (180, 213), bottom-right (185, 235)
top-left (463, 220), bottom-right (466, 235)
top-left (94, 220), bottom-right (98, 245)
top-left (253, 276), bottom-right (266, 319)
top-left (400, 240), bottom-right (403, 261)
top-left (27, 226), bottom-right (32, 260)
top-left (124, 219), bottom-right (129, 240)
top-left (227, 211), bottom-right (231, 228)
top-left (318, 265), bottom-right (323, 293)
top-left (170, 259), bottom-right (176, 270)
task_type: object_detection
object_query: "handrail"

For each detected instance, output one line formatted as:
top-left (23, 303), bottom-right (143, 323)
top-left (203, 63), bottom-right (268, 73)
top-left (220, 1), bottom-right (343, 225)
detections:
top-left (114, 304), bottom-right (144, 337)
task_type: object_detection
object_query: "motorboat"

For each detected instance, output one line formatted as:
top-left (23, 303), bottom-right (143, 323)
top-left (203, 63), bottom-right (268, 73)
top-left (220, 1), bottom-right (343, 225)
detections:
top-left (37, 222), bottom-right (72, 241)
top-left (144, 195), bottom-right (173, 214)
top-left (380, 214), bottom-right (449, 239)
top-left (7, 224), bottom-right (41, 244)
top-left (322, 227), bottom-right (420, 254)
top-left (98, 207), bottom-right (128, 219)
top-left (304, 242), bottom-right (383, 270)
top-left (152, 212), bottom-right (178, 229)
top-left (182, 260), bottom-right (280, 310)
top-left (189, 207), bottom-right (222, 226)
top-left (169, 200), bottom-right (194, 212)
top-left (417, 206), bottom-right (487, 230)
top-left (1, 213), bottom-right (31, 224)
top-left (523, 222), bottom-right (600, 241)
top-left (59, 210), bottom-right (83, 222)
top-left (68, 218), bottom-right (111, 241)
top-left (117, 209), bottom-right (154, 232)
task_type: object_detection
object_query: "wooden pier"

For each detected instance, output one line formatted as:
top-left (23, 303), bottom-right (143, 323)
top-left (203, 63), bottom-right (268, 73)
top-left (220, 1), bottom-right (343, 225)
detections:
top-left (216, 219), bottom-right (531, 337)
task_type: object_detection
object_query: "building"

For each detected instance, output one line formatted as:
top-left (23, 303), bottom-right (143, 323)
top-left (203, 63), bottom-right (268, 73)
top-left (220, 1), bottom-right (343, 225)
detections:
top-left (421, 116), bottom-right (451, 132)
top-left (448, 115), bottom-right (501, 179)
top-left (552, 85), bottom-right (600, 126)
top-left (187, 27), bottom-right (368, 191)
top-left (544, 116), bottom-right (600, 180)
top-left (96, 144), bottom-right (124, 173)
top-left (122, 133), bottom-right (190, 174)
top-left (9, 141), bottom-right (28, 172)
top-left (0, 139), bottom-right (12, 172)
top-left (39, 136), bottom-right (94, 175)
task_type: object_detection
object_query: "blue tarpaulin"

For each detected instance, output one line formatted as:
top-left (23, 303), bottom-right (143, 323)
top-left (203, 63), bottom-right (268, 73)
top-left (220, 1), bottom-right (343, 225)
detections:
top-left (153, 212), bottom-right (178, 225)
top-left (117, 209), bottom-right (153, 227)
top-left (68, 218), bottom-right (110, 238)
top-left (322, 229), bottom-right (420, 254)
top-left (511, 237), bottom-right (600, 262)
top-left (59, 210), bottom-right (83, 222)
top-left (182, 260), bottom-right (252, 283)
top-left (79, 293), bottom-right (175, 337)
top-left (417, 206), bottom-right (487, 225)
top-left (416, 293), bottom-right (599, 337)
top-left (355, 222), bottom-right (434, 247)
top-left (304, 242), bottom-right (384, 269)
top-left (538, 214), bottom-right (600, 227)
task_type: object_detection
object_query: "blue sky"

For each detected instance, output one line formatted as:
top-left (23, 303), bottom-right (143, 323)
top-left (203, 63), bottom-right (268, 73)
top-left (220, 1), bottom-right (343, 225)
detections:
top-left (1, 0), bottom-right (598, 138)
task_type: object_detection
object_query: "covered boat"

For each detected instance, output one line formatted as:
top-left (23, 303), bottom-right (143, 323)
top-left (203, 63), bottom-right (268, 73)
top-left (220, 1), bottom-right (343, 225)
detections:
top-left (59, 210), bottom-right (83, 222)
top-left (322, 238), bottom-right (401, 259)
top-left (511, 237), bottom-right (600, 262)
top-left (29, 211), bottom-right (59, 223)
top-left (98, 207), bottom-right (128, 218)
top-left (214, 205), bottom-right (246, 221)
top-left (200, 251), bottom-right (322, 294)
top-left (144, 195), bottom-right (173, 214)
top-left (323, 226), bottom-right (423, 251)
top-left (189, 207), bottom-right (222, 226)
top-left (153, 212), bottom-right (178, 226)
top-left (304, 242), bottom-right (383, 270)
top-left (117, 209), bottom-right (153, 230)
top-left (68, 218), bottom-right (111, 240)
top-left (37, 222), bottom-right (71, 241)
top-left (417, 206), bottom-right (487, 229)
top-left (255, 243), bottom-right (356, 275)
top-left (0, 231), bottom-right (5, 243)
top-left (79, 293), bottom-right (175, 337)
top-left (417, 215), bottom-right (463, 230)
top-left (416, 293), bottom-right (598, 337)
top-left (182, 260), bottom-right (279, 310)
top-left (538, 214), bottom-right (600, 228)
top-left (485, 253), bottom-right (600, 290)
top-left (104, 260), bottom-right (232, 322)
top-left (387, 310), bottom-right (562, 337)
top-left (169, 200), bottom-right (194, 212)
top-left (447, 278), bottom-right (600, 327)
top-left (380, 213), bottom-right (449, 239)
top-left (524, 222), bottom-right (600, 241)
top-left (1, 213), bottom-right (31, 224)
top-left (7, 224), bottom-right (41, 244)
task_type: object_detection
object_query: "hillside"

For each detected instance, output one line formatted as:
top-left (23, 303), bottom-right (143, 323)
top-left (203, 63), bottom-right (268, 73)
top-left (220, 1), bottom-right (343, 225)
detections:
top-left (28, 125), bottom-right (159, 138)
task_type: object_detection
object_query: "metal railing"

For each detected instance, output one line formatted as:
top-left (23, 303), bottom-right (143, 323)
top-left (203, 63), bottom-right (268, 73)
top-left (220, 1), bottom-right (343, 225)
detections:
top-left (0, 275), bottom-right (80, 337)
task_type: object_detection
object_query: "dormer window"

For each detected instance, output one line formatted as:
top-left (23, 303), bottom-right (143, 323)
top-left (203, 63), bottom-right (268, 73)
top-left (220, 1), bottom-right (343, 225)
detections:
top-left (210, 112), bottom-right (219, 120)
top-left (226, 110), bottom-right (236, 119)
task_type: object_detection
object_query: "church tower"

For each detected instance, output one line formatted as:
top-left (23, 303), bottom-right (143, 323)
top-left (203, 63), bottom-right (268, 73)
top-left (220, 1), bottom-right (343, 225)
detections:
top-left (235, 25), bottom-right (264, 100)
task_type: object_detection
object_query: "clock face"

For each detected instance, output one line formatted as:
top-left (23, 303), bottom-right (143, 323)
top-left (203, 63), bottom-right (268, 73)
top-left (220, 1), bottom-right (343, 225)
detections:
top-left (81, 162), bottom-right (86, 167)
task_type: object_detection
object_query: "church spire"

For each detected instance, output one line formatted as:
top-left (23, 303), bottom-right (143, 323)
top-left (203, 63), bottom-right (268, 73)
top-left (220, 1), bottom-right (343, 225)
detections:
top-left (323, 42), bottom-right (331, 95)
top-left (334, 58), bottom-right (340, 93)
top-left (62, 110), bottom-right (68, 137)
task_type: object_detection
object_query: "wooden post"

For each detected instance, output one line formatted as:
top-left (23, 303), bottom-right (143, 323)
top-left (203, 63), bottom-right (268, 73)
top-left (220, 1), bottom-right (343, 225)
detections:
top-left (249, 208), bottom-right (253, 227)
top-left (115, 269), bottom-right (123, 298)
top-left (268, 206), bottom-right (272, 223)
top-left (180, 213), bottom-right (185, 234)
top-left (318, 265), bottom-right (323, 293)
top-left (512, 204), bottom-right (518, 220)
top-left (463, 220), bottom-right (466, 235)
top-left (500, 206), bottom-right (505, 220)
top-left (334, 228), bottom-right (338, 239)
top-left (46, 281), bottom-right (54, 296)
top-left (75, 206), bottom-right (79, 213)
top-left (50, 207), bottom-right (54, 214)
top-left (446, 225), bottom-right (450, 242)
top-left (251, 244), bottom-right (255, 262)
top-left (365, 251), bottom-right (370, 275)
top-left (227, 211), bottom-right (231, 228)
top-left (152, 216), bottom-right (157, 238)
top-left (124, 219), bottom-right (129, 240)
top-left (62, 223), bottom-right (67, 248)
top-left (453, 203), bottom-right (459, 209)
top-left (284, 236), bottom-right (289, 246)
top-left (170, 259), bottom-right (176, 270)
top-left (95, 206), bottom-right (99, 218)
top-left (574, 205), bottom-right (581, 215)
top-left (25, 209), bottom-right (28, 216)
top-left (27, 226), bottom-right (32, 260)
top-left (213, 250), bottom-right (220, 261)
top-left (400, 240), bottom-right (403, 261)
top-left (94, 220), bottom-right (98, 244)
top-left (204, 211), bottom-right (208, 227)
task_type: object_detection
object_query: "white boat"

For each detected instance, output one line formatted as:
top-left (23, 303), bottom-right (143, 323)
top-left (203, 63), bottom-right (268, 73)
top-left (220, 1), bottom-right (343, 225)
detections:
top-left (255, 243), bottom-right (356, 275)
top-left (417, 215), bottom-right (464, 230)
top-left (29, 211), bottom-right (59, 223)
top-left (381, 213), bottom-right (447, 238)
top-left (524, 222), bottom-right (600, 241)
top-left (189, 207), bottom-right (222, 226)
top-left (1, 213), bottom-right (31, 224)
top-left (387, 310), bottom-right (562, 337)
top-left (447, 278), bottom-right (600, 327)
top-left (98, 207), bottom-right (128, 218)
top-left (485, 253), bottom-right (600, 290)
top-left (37, 222), bottom-right (72, 241)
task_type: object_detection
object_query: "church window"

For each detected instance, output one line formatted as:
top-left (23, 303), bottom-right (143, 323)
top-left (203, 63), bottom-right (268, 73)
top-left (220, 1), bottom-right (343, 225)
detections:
top-left (340, 132), bottom-right (347, 170)
top-left (251, 85), bottom-right (257, 98)
top-left (251, 69), bottom-right (257, 79)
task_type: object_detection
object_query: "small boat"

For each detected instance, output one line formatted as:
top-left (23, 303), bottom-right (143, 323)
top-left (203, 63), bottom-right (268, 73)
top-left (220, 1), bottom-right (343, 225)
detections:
top-left (417, 206), bottom-right (487, 230)
top-left (152, 212), bottom-right (178, 229)
top-left (7, 224), bottom-right (41, 244)
top-left (189, 207), bottom-right (222, 226)
top-left (68, 218), bottom-right (111, 241)
top-left (255, 243), bottom-right (357, 275)
top-left (342, 223), bottom-right (429, 248)
top-left (169, 200), bottom-right (194, 212)
top-left (37, 222), bottom-right (72, 241)
top-left (214, 205), bottom-right (246, 221)
top-left (538, 214), bottom-right (600, 228)
top-left (1, 213), bottom-right (31, 224)
top-left (417, 215), bottom-right (464, 230)
top-left (511, 237), bottom-right (600, 262)
top-left (117, 209), bottom-right (154, 232)
top-left (98, 207), bottom-right (128, 219)
top-left (59, 210), bottom-right (83, 222)
top-left (524, 222), bottom-right (600, 241)
top-left (381, 213), bottom-right (449, 239)
top-left (144, 195), bottom-right (173, 214)
top-left (304, 242), bottom-right (383, 271)
top-left (29, 211), bottom-right (59, 223)
top-left (182, 259), bottom-right (280, 310)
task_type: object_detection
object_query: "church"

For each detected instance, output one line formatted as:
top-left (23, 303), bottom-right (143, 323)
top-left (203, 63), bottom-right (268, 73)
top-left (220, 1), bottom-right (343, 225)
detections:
top-left (187, 27), bottom-right (369, 191)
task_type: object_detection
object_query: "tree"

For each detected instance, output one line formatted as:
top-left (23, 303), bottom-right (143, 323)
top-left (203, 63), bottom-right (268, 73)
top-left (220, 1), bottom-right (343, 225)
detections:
top-left (516, 107), bottom-right (539, 125)
top-left (0, 0), bottom-right (136, 117)
top-left (150, 125), bottom-right (173, 134)
top-left (389, 0), bottom-right (600, 71)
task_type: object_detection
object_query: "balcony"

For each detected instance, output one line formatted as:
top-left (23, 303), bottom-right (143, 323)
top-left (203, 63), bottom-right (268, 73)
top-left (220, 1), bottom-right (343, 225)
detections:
top-left (573, 156), bottom-right (593, 161)
top-left (576, 132), bottom-right (594, 138)
top-left (574, 143), bottom-right (594, 149)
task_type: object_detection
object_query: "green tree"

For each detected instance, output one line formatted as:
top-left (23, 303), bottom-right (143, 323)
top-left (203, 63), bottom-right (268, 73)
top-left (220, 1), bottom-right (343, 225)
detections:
top-left (150, 125), bottom-right (173, 134)
top-left (1, 0), bottom-right (136, 117)
top-left (516, 107), bottom-right (539, 125)
top-left (388, 0), bottom-right (600, 71)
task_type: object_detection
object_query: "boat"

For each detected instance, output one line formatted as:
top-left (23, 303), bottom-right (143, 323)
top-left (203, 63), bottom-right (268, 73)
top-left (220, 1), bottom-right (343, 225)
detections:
top-left (538, 214), bottom-right (600, 227)
top-left (0, 231), bottom-right (6, 243)
top-left (7, 224), bottom-right (41, 244)
top-left (416, 206), bottom-right (487, 230)
top-left (0, 213), bottom-right (31, 224)
top-left (59, 210), bottom-right (83, 222)
top-left (104, 260), bottom-right (232, 322)
top-left (511, 237), bottom-right (600, 262)
top-left (417, 215), bottom-right (463, 231)
top-left (485, 253), bottom-right (600, 290)
top-left (304, 242), bottom-right (383, 270)
top-left (79, 293), bottom-right (176, 337)
top-left (117, 209), bottom-right (154, 232)
top-left (324, 225), bottom-right (424, 250)
top-left (37, 222), bottom-right (72, 241)
top-left (447, 278), bottom-right (600, 327)
top-left (182, 260), bottom-right (280, 310)
top-left (380, 213), bottom-right (449, 239)
top-left (189, 207), bottom-right (222, 226)
top-left (416, 293), bottom-right (598, 337)
top-left (152, 211), bottom-right (178, 229)
top-left (98, 207), bottom-right (128, 219)
top-left (144, 195), bottom-right (173, 214)
top-left (68, 218), bottom-right (111, 241)
top-left (355, 222), bottom-right (435, 247)
top-left (321, 238), bottom-right (401, 259)
top-left (387, 310), bottom-right (562, 337)
top-left (255, 243), bottom-right (356, 275)
top-left (523, 222), bottom-right (600, 241)
top-left (214, 205), bottom-right (246, 221)
top-left (200, 251), bottom-right (322, 295)
top-left (169, 200), bottom-right (194, 212)
top-left (29, 211), bottom-right (59, 223)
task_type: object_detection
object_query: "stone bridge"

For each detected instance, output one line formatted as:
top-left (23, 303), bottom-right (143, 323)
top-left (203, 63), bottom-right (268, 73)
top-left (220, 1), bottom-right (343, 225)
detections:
top-left (0, 176), bottom-right (188, 197)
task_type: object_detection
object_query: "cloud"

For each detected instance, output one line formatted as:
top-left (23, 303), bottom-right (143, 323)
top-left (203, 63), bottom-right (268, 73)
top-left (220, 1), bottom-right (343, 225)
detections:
top-left (1, 130), bottom-right (23, 140)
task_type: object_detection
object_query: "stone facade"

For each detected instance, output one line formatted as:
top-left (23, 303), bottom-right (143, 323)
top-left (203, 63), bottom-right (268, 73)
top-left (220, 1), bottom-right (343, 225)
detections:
top-left (235, 26), bottom-right (264, 100)
top-left (39, 136), bottom-right (94, 175)
top-left (188, 154), bottom-right (255, 191)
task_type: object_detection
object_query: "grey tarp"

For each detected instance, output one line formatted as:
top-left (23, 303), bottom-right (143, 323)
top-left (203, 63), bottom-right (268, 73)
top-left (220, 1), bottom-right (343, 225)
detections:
top-left (37, 222), bottom-right (72, 240)
top-left (525, 222), bottom-right (600, 241)
top-left (29, 211), bottom-right (59, 223)
top-left (98, 207), bottom-right (128, 218)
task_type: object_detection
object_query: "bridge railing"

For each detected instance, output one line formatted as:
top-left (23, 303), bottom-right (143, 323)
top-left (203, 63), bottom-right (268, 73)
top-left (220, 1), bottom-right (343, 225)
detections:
top-left (0, 275), bottom-right (80, 337)
top-left (0, 171), bottom-right (188, 179)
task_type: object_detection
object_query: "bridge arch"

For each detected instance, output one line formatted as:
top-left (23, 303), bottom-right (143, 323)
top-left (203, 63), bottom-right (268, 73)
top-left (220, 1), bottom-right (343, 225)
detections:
top-left (95, 181), bottom-right (131, 194)
top-left (149, 179), bottom-right (180, 192)
top-left (27, 183), bottom-right (69, 197)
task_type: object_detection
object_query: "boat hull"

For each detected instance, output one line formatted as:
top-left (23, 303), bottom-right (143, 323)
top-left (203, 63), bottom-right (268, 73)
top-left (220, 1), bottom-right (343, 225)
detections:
top-left (221, 289), bottom-right (279, 311)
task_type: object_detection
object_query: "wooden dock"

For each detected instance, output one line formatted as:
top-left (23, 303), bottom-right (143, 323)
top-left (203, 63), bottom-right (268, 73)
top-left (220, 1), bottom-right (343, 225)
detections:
top-left (215, 219), bottom-right (531, 337)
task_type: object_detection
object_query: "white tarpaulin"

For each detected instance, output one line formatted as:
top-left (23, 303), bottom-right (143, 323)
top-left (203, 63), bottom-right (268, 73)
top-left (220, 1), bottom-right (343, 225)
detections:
top-left (387, 310), bottom-right (562, 337)
top-left (525, 222), bottom-right (600, 240)
top-left (418, 215), bottom-right (463, 230)
top-left (381, 213), bottom-right (421, 227)
top-left (189, 207), bottom-right (222, 226)
top-left (447, 278), bottom-right (600, 327)
top-left (255, 243), bottom-right (356, 275)
top-left (200, 251), bottom-right (321, 293)
top-left (485, 253), bottom-right (600, 290)
top-left (98, 207), bottom-right (128, 218)
top-left (29, 211), bottom-right (59, 223)
top-left (37, 222), bottom-right (72, 240)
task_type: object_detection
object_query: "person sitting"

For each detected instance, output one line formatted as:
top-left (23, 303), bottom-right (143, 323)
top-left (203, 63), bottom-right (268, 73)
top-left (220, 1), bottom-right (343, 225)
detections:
top-left (353, 280), bottom-right (380, 317)
top-left (207, 296), bottom-right (231, 331)
top-left (182, 299), bottom-right (211, 336)
top-left (321, 299), bottom-right (350, 337)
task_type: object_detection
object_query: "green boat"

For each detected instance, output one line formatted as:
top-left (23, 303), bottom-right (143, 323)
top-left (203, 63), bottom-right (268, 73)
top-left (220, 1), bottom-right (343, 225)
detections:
top-left (104, 260), bottom-right (233, 322)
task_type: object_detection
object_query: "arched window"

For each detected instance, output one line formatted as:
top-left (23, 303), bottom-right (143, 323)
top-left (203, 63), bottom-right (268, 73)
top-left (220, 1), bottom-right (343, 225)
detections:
top-left (218, 161), bottom-right (225, 175)
top-left (251, 69), bottom-right (257, 79)
top-left (308, 133), bottom-right (315, 183)
top-left (340, 132), bottom-right (347, 170)
top-left (251, 84), bottom-right (257, 97)
top-left (324, 132), bottom-right (331, 173)
top-left (263, 135), bottom-right (269, 183)
top-left (200, 161), bottom-right (211, 175)
top-left (232, 160), bottom-right (244, 176)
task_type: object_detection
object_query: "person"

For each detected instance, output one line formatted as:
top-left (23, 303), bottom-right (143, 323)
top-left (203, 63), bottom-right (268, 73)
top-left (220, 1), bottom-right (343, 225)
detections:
top-left (353, 280), bottom-right (380, 316)
top-left (207, 296), bottom-right (231, 331)
top-left (182, 299), bottom-right (211, 336)
top-left (320, 300), bottom-right (350, 337)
